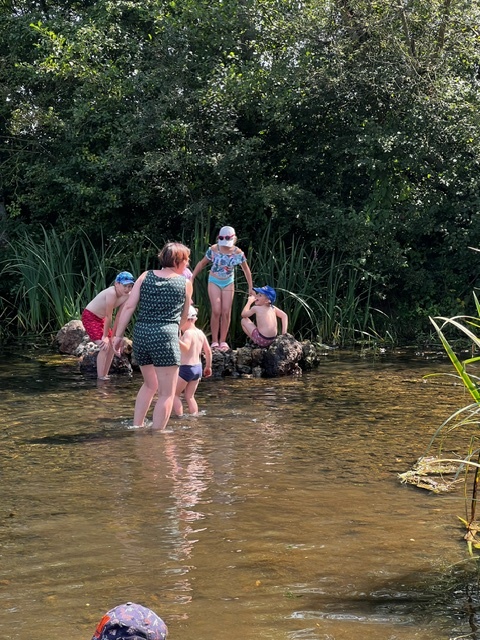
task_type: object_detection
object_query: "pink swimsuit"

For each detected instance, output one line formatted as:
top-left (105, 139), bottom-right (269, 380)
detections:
top-left (251, 327), bottom-right (276, 348)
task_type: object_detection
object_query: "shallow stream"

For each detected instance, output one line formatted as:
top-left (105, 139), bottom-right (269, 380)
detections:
top-left (1, 347), bottom-right (478, 639)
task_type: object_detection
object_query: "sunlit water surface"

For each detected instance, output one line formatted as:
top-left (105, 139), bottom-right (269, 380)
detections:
top-left (1, 347), bottom-right (478, 640)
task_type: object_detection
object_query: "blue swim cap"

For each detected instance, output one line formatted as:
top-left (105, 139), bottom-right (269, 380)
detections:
top-left (253, 285), bottom-right (276, 303)
top-left (115, 271), bottom-right (135, 285)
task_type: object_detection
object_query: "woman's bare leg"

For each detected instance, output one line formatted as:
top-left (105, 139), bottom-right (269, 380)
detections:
top-left (133, 364), bottom-right (158, 426)
top-left (152, 365), bottom-right (179, 430)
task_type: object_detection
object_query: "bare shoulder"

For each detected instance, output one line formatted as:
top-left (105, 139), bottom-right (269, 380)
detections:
top-left (180, 327), bottom-right (194, 342)
top-left (132, 271), bottom-right (148, 287)
top-left (105, 286), bottom-right (117, 300)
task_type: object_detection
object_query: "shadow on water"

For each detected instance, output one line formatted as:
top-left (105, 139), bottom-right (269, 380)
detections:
top-left (2, 345), bottom-right (480, 639)
top-left (26, 429), bottom-right (137, 446)
top-left (286, 569), bottom-right (480, 634)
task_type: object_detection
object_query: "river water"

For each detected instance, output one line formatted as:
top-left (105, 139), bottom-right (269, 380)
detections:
top-left (1, 346), bottom-right (479, 640)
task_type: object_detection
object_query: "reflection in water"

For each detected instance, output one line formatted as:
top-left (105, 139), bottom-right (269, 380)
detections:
top-left (0, 348), bottom-right (479, 639)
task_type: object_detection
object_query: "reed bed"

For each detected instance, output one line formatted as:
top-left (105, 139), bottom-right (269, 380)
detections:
top-left (425, 300), bottom-right (480, 551)
top-left (0, 223), bottom-right (387, 347)
top-left (0, 227), bottom-right (158, 336)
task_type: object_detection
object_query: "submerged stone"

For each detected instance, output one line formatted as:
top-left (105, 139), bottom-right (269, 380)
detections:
top-left (55, 320), bottom-right (132, 376)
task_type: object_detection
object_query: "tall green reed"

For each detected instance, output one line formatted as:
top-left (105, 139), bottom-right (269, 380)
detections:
top-left (247, 226), bottom-right (384, 346)
top-left (1, 221), bottom-right (385, 346)
top-left (428, 309), bottom-right (480, 403)
top-left (245, 230), bottom-right (319, 342)
top-left (182, 216), bottom-right (213, 332)
top-left (316, 256), bottom-right (372, 345)
top-left (0, 227), bottom-right (158, 336)
top-left (1, 227), bottom-right (87, 333)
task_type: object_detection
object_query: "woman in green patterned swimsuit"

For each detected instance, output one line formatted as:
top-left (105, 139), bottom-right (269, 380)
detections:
top-left (113, 242), bottom-right (193, 429)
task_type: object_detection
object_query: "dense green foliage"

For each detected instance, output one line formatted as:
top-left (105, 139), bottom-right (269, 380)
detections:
top-left (2, 0), bottom-right (480, 341)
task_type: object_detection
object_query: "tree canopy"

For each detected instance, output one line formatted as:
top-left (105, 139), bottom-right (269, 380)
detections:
top-left (2, 0), bottom-right (480, 339)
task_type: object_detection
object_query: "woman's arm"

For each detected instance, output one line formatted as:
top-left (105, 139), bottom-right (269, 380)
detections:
top-left (111, 300), bottom-right (126, 336)
top-left (112, 272), bottom-right (147, 350)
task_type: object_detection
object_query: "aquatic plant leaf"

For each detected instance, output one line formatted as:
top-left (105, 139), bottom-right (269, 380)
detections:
top-left (473, 291), bottom-right (480, 317)
top-left (434, 315), bottom-right (480, 349)
top-left (429, 317), bottom-right (480, 403)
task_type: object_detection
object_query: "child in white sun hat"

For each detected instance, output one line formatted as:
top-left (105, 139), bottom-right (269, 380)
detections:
top-left (173, 305), bottom-right (212, 417)
top-left (191, 225), bottom-right (253, 351)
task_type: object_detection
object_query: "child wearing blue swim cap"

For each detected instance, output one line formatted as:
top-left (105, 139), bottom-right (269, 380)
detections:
top-left (81, 271), bottom-right (135, 380)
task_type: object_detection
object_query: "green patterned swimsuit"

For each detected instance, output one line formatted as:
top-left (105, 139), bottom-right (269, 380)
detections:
top-left (133, 271), bottom-right (186, 367)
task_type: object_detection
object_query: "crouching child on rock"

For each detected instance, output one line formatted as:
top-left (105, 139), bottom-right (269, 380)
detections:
top-left (81, 271), bottom-right (135, 380)
top-left (241, 285), bottom-right (288, 348)
top-left (173, 306), bottom-right (212, 417)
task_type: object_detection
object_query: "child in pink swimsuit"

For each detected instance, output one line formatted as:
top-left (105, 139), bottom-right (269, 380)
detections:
top-left (241, 285), bottom-right (289, 348)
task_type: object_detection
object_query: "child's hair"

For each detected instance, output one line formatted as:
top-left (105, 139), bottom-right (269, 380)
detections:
top-left (158, 242), bottom-right (190, 268)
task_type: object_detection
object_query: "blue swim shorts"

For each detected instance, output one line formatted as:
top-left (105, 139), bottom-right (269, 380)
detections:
top-left (179, 363), bottom-right (203, 382)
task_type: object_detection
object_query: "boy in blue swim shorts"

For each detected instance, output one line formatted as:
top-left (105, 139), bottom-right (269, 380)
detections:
top-left (173, 306), bottom-right (212, 417)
